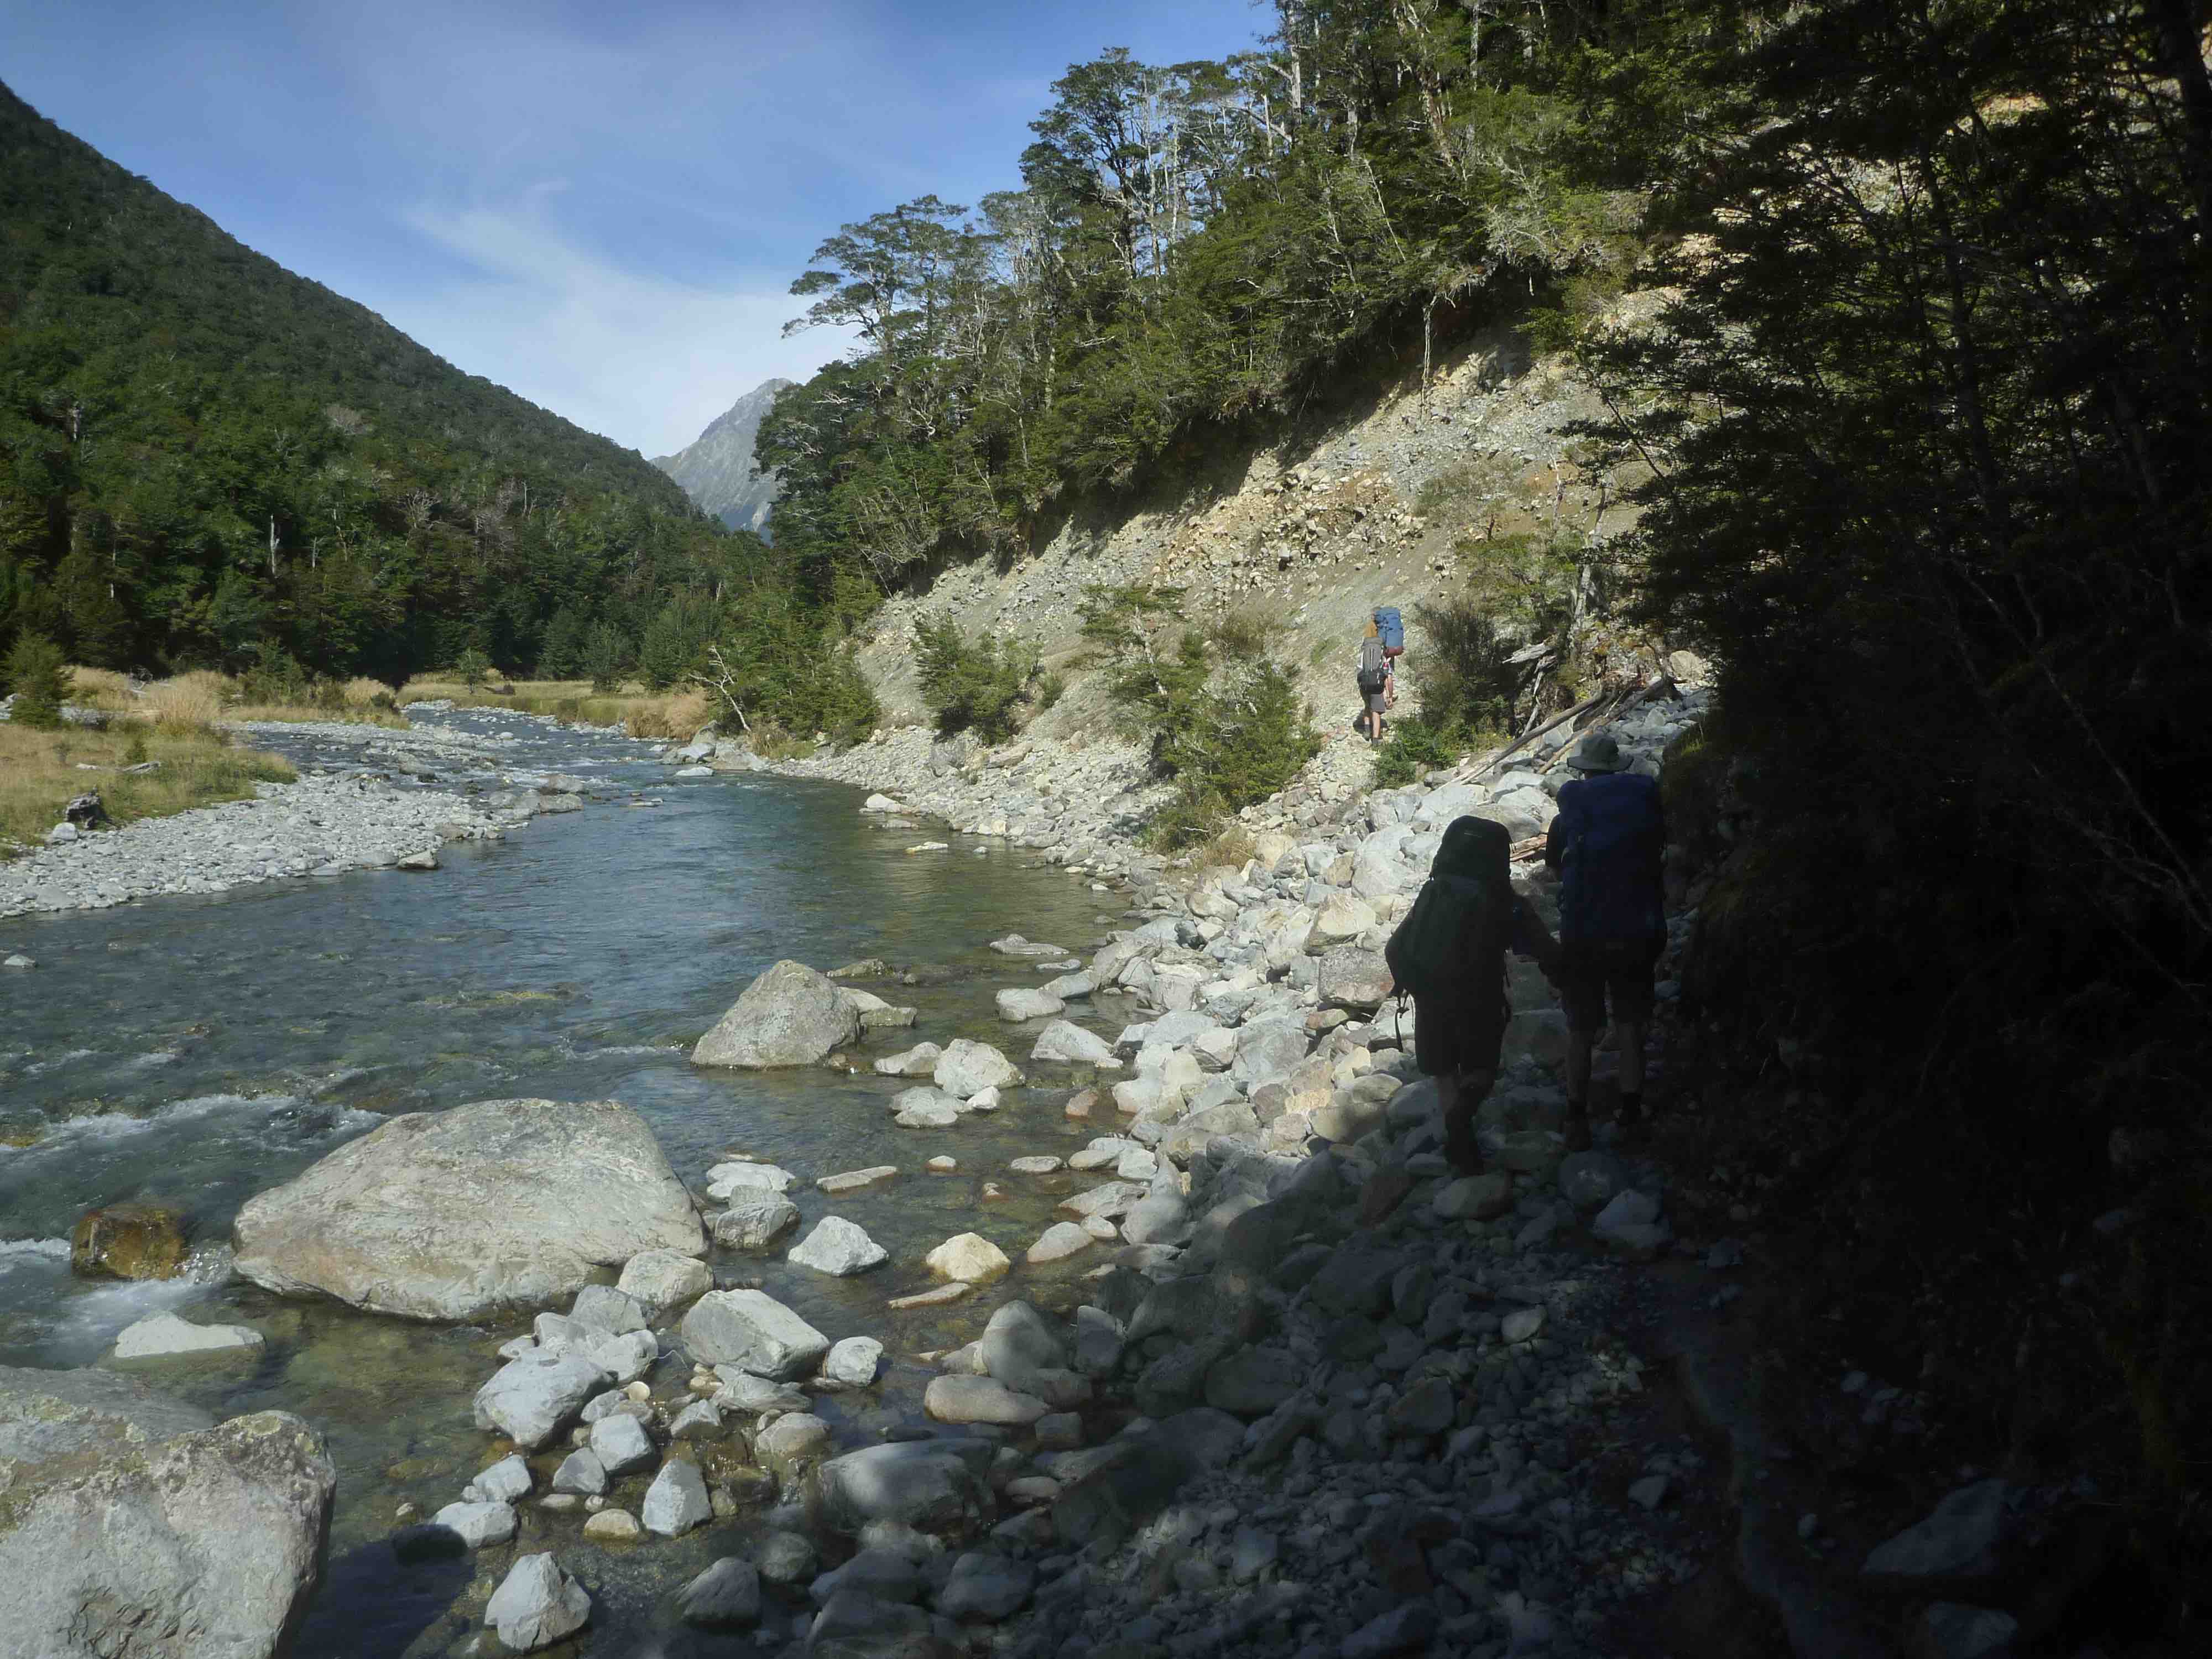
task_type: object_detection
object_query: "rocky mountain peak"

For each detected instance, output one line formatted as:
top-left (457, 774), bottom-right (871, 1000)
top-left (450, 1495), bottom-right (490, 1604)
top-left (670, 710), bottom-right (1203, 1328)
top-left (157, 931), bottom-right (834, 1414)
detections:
top-left (652, 377), bottom-right (794, 539)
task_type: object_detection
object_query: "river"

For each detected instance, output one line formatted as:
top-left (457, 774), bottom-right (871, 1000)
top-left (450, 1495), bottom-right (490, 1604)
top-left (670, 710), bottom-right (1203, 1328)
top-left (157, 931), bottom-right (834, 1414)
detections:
top-left (0, 707), bottom-right (1139, 1656)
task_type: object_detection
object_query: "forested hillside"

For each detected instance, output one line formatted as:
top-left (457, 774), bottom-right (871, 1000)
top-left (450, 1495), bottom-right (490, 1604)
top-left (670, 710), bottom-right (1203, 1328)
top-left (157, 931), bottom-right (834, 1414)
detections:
top-left (0, 81), bottom-right (753, 681)
top-left (761, 0), bottom-right (2212, 1590)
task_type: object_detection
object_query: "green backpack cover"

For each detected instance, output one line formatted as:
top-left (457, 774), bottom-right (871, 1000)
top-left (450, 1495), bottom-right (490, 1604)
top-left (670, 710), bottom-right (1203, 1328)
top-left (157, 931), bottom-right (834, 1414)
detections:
top-left (1384, 816), bottom-right (1515, 999)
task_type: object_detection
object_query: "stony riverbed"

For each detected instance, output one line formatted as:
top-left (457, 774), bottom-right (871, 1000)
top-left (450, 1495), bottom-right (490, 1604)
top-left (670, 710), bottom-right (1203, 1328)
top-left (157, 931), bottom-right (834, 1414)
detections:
top-left (0, 705), bottom-right (632, 919)
top-left (6, 681), bottom-right (2017, 1659)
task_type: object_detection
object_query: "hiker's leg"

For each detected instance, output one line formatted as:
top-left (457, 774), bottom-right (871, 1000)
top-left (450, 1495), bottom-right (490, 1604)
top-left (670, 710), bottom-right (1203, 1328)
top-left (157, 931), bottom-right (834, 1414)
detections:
top-left (1443, 1068), bottom-right (1492, 1175)
top-left (1607, 945), bottom-right (1657, 1125)
top-left (1554, 946), bottom-right (1600, 1145)
top-left (1618, 1021), bottom-right (1647, 1098)
top-left (1565, 1032), bottom-right (1593, 1105)
top-left (1437, 1068), bottom-right (1465, 1162)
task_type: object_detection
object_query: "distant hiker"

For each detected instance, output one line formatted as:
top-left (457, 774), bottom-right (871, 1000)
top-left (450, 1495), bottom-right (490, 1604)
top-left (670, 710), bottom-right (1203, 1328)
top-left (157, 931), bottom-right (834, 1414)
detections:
top-left (1356, 621), bottom-right (1389, 743)
top-left (1386, 816), bottom-right (1557, 1176)
top-left (1545, 732), bottom-right (1667, 1147)
top-left (1373, 605), bottom-right (1404, 709)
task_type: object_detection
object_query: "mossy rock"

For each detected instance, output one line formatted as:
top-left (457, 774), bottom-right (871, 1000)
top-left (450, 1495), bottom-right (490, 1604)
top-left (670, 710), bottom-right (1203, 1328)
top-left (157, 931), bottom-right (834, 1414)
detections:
top-left (70, 1200), bottom-right (190, 1280)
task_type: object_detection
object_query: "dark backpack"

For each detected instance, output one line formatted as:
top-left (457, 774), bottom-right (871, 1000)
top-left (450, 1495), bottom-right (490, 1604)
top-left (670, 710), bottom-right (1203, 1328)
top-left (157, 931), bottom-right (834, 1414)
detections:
top-left (1554, 772), bottom-right (1666, 943)
top-left (1374, 606), bottom-right (1404, 655)
top-left (1357, 636), bottom-right (1387, 693)
top-left (1385, 868), bottom-right (1513, 1001)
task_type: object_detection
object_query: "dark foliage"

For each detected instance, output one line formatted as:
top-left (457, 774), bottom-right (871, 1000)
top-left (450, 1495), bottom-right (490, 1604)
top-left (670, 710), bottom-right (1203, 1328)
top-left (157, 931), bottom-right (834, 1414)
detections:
top-left (912, 618), bottom-right (1040, 742)
top-left (2, 629), bottom-right (69, 727)
top-left (1078, 583), bottom-right (1319, 846)
top-left (1569, 0), bottom-right (2212, 1601)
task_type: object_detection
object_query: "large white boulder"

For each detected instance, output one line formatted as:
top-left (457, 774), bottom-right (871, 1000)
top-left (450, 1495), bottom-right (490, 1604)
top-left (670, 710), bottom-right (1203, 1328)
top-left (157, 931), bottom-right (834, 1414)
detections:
top-left (925, 1233), bottom-right (1011, 1284)
top-left (1306, 893), bottom-right (1377, 950)
top-left (1476, 787), bottom-right (1555, 841)
top-left (713, 1191), bottom-right (802, 1250)
top-left (617, 1249), bottom-right (713, 1318)
top-left (1350, 827), bottom-right (1417, 899)
top-left (995, 987), bottom-right (1065, 1022)
top-left (816, 1441), bottom-right (993, 1535)
top-left (692, 960), bottom-right (862, 1067)
top-left (473, 1352), bottom-right (612, 1450)
top-left (486, 1553), bottom-right (591, 1651)
top-left (934, 1039), bottom-right (1021, 1096)
top-left (787, 1217), bottom-right (889, 1276)
top-left (0, 1366), bottom-right (335, 1659)
top-left (874, 1042), bottom-right (943, 1077)
top-left (232, 1097), bottom-right (703, 1321)
top-left (110, 1313), bottom-right (263, 1360)
top-left (1030, 1020), bottom-right (1117, 1067)
top-left (706, 1161), bottom-right (796, 1198)
top-left (1411, 781), bottom-right (1486, 830)
top-left (679, 1290), bottom-right (831, 1380)
top-left (643, 1458), bottom-right (712, 1536)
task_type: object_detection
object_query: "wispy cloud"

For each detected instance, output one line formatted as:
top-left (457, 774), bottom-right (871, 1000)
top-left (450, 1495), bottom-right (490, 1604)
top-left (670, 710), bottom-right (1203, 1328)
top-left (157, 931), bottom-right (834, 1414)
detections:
top-left (7, 0), bottom-right (1266, 455)
top-left (398, 201), bottom-right (852, 456)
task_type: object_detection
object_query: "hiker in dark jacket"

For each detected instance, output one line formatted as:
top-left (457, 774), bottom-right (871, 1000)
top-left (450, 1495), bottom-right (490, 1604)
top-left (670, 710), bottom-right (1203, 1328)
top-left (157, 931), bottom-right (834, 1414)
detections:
top-left (1412, 816), bottom-right (1557, 1176)
top-left (1544, 733), bottom-right (1667, 1147)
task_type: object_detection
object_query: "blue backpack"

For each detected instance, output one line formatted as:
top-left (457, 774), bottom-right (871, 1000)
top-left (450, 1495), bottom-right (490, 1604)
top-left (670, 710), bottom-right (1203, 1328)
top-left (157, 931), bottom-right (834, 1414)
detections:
top-left (1554, 773), bottom-right (1665, 944)
top-left (1373, 606), bottom-right (1404, 655)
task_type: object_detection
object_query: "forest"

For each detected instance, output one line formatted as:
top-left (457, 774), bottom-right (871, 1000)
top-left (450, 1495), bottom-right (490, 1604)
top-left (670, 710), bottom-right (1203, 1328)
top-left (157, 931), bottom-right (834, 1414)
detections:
top-left (0, 80), bottom-right (761, 684)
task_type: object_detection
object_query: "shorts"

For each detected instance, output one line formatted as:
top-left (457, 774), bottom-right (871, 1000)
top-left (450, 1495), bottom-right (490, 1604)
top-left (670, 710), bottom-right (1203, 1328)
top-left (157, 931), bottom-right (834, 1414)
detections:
top-left (1556, 938), bottom-right (1662, 1032)
top-left (1364, 690), bottom-right (1387, 716)
top-left (1413, 991), bottom-right (1506, 1080)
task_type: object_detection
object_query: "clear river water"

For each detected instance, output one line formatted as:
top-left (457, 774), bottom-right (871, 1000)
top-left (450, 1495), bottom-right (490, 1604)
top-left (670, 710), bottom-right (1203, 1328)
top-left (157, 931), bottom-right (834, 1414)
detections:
top-left (0, 707), bottom-right (1139, 1656)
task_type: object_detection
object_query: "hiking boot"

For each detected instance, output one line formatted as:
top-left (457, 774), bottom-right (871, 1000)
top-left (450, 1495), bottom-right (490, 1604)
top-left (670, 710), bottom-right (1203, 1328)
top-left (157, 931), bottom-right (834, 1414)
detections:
top-left (1443, 1121), bottom-right (1483, 1177)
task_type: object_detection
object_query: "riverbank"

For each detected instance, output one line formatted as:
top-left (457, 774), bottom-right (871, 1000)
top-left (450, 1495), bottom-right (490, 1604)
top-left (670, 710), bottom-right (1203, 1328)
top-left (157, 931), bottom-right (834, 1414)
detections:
top-left (6, 681), bottom-right (1998, 1659)
top-left (0, 721), bottom-right (297, 859)
top-left (746, 721), bottom-right (1385, 893)
top-left (396, 675), bottom-right (712, 740)
top-left (691, 686), bottom-right (1743, 1659)
top-left (0, 710), bottom-right (618, 920)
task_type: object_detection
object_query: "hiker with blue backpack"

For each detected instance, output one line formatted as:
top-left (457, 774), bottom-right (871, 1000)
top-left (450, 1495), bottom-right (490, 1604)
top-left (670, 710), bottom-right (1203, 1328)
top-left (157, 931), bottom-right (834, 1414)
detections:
top-left (1545, 732), bottom-right (1668, 1149)
top-left (1356, 607), bottom-right (1405, 744)
top-left (1385, 815), bottom-right (1558, 1176)
top-left (1374, 604), bottom-right (1402, 708)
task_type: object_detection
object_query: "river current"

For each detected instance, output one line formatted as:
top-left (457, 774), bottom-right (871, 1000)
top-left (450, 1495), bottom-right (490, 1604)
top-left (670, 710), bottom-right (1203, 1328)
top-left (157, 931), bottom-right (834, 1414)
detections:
top-left (0, 708), bottom-right (1136, 1655)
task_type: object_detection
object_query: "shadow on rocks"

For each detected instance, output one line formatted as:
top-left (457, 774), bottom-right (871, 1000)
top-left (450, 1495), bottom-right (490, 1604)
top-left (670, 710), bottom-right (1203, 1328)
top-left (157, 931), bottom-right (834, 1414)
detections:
top-left (287, 1536), bottom-right (475, 1659)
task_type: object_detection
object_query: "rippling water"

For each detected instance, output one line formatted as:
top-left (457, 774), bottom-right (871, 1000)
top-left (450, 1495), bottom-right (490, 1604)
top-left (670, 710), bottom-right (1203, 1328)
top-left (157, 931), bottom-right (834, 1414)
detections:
top-left (0, 709), bottom-right (1138, 1655)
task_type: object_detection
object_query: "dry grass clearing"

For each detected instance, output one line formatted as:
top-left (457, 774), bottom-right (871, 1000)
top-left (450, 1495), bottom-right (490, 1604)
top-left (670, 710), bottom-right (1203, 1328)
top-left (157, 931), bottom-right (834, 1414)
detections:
top-left (0, 724), bottom-right (294, 856)
top-left (397, 677), bottom-right (713, 740)
top-left (60, 666), bottom-right (407, 732)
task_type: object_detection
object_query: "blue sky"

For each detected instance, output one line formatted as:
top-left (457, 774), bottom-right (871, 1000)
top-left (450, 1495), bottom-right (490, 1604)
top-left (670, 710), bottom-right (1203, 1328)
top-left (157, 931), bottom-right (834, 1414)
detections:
top-left (2, 0), bottom-right (1266, 457)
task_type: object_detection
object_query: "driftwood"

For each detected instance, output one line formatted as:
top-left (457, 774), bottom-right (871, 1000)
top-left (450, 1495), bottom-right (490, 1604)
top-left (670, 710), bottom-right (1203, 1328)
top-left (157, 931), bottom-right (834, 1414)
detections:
top-left (1460, 670), bottom-right (1683, 786)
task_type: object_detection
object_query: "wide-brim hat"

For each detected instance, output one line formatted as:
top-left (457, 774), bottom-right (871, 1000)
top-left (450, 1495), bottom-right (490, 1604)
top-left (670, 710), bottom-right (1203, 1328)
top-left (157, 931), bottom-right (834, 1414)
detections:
top-left (1567, 733), bottom-right (1627, 773)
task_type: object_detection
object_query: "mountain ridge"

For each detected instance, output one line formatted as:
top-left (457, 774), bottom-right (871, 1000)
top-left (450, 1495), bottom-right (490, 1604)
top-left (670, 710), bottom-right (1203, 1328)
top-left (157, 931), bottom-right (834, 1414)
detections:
top-left (653, 377), bottom-right (792, 538)
top-left (0, 80), bottom-right (729, 678)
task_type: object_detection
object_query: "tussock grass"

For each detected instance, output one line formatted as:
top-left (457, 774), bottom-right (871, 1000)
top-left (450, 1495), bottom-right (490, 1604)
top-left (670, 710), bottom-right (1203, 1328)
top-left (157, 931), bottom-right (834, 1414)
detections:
top-left (397, 677), bottom-right (714, 740)
top-left (63, 667), bottom-right (405, 730)
top-left (0, 724), bottom-right (294, 856)
top-left (143, 672), bottom-right (224, 735)
top-left (1201, 826), bottom-right (1262, 872)
top-left (60, 666), bottom-right (134, 712)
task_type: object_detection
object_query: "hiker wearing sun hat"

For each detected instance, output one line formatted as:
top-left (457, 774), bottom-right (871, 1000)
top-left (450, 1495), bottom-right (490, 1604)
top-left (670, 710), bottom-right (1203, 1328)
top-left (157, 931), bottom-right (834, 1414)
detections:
top-left (1545, 729), bottom-right (1667, 1147)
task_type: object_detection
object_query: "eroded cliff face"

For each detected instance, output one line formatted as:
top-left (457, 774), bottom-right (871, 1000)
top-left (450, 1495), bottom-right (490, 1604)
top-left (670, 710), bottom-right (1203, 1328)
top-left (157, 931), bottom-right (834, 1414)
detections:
top-left (839, 327), bottom-right (1652, 752)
